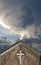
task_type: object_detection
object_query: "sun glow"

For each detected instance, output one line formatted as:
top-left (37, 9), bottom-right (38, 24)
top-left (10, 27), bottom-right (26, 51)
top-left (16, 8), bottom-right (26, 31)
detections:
top-left (19, 31), bottom-right (31, 40)
top-left (20, 32), bottom-right (25, 40)
top-left (0, 19), bottom-right (10, 29)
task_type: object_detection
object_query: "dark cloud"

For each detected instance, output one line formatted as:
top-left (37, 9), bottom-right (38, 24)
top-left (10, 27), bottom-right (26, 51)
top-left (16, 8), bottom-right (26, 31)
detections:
top-left (0, 0), bottom-right (41, 38)
top-left (20, 0), bottom-right (41, 28)
top-left (23, 37), bottom-right (41, 44)
top-left (19, 1), bottom-right (35, 28)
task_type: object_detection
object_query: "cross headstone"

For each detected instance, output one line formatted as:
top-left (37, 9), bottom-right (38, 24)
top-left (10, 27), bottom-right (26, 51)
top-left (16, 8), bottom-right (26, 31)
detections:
top-left (17, 50), bottom-right (25, 65)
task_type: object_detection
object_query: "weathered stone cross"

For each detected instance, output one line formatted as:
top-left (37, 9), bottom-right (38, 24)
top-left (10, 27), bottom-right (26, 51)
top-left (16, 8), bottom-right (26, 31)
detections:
top-left (17, 50), bottom-right (25, 65)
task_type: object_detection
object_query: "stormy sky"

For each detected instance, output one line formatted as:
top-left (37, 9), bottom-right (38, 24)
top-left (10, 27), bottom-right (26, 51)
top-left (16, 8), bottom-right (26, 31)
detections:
top-left (0, 0), bottom-right (41, 40)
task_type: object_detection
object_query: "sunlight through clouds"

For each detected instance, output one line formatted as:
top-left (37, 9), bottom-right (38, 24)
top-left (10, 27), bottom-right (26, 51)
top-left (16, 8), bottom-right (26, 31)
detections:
top-left (0, 0), bottom-right (41, 39)
top-left (0, 18), bottom-right (10, 29)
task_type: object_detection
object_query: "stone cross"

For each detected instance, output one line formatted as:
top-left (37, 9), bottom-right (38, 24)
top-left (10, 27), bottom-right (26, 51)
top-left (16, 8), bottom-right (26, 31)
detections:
top-left (17, 50), bottom-right (25, 65)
